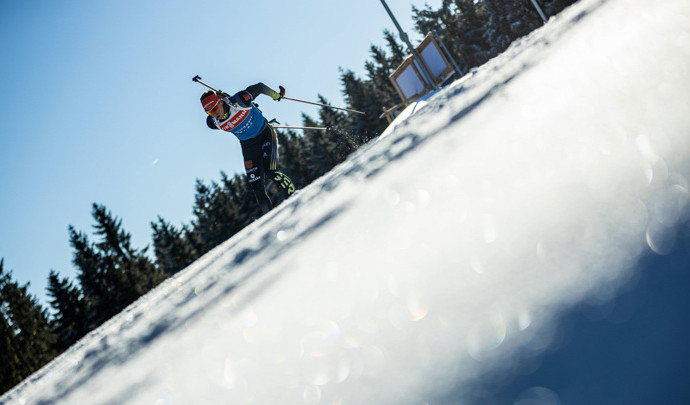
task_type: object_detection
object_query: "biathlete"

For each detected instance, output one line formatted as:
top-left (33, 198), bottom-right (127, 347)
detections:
top-left (200, 83), bottom-right (296, 214)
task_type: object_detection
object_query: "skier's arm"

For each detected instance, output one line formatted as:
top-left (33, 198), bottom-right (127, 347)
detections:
top-left (206, 115), bottom-right (219, 129)
top-left (231, 83), bottom-right (284, 108)
top-left (246, 82), bottom-right (281, 99)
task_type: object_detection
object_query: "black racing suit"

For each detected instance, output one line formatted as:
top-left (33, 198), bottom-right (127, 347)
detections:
top-left (206, 83), bottom-right (295, 214)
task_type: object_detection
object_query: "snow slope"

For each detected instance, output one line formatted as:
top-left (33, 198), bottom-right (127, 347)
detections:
top-left (3, 0), bottom-right (690, 403)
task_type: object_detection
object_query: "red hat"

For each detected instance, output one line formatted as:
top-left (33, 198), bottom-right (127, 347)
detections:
top-left (201, 91), bottom-right (221, 112)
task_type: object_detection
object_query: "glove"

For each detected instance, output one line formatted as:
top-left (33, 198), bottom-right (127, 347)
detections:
top-left (238, 90), bottom-right (253, 104)
top-left (272, 85), bottom-right (286, 101)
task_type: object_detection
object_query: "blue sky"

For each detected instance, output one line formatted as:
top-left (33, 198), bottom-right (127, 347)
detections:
top-left (0, 0), bottom-right (441, 307)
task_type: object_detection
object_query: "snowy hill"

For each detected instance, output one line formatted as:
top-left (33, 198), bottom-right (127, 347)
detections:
top-left (3, 0), bottom-right (690, 403)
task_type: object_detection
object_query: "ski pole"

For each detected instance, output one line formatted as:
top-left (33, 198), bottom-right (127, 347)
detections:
top-left (268, 119), bottom-right (328, 131)
top-left (281, 93), bottom-right (366, 115)
top-left (272, 125), bottom-right (329, 131)
top-left (194, 76), bottom-right (364, 115)
top-left (283, 97), bottom-right (367, 115)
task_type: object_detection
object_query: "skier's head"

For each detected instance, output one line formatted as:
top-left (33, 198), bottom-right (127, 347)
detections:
top-left (200, 91), bottom-right (225, 119)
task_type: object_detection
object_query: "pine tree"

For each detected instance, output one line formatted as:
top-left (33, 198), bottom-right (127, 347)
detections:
top-left (0, 259), bottom-right (56, 394)
top-left (220, 172), bottom-right (263, 222)
top-left (541, 0), bottom-right (578, 17)
top-left (70, 204), bottom-right (164, 328)
top-left (189, 174), bottom-right (256, 254)
top-left (340, 70), bottom-right (385, 142)
top-left (46, 270), bottom-right (89, 351)
top-left (151, 217), bottom-right (198, 276)
top-left (365, 30), bottom-right (406, 110)
top-left (335, 28), bottom-right (414, 144)
top-left (413, 0), bottom-right (491, 69)
top-left (411, 0), bottom-right (580, 78)
top-left (315, 95), bottom-right (360, 165)
top-left (477, 0), bottom-right (514, 54)
top-left (302, 113), bottom-right (337, 178)
top-left (0, 309), bottom-right (24, 394)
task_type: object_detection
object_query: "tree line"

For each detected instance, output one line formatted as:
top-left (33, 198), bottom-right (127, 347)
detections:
top-left (1, 0), bottom-right (578, 394)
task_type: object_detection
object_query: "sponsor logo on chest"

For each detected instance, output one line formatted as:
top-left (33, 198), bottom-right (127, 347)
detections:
top-left (220, 109), bottom-right (249, 131)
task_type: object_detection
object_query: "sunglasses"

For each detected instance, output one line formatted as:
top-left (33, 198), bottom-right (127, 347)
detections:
top-left (206, 101), bottom-right (226, 117)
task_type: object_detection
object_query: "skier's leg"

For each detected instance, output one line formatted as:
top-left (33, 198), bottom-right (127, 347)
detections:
top-left (250, 179), bottom-right (272, 214)
top-left (241, 137), bottom-right (273, 214)
top-left (271, 171), bottom-right (296, 197)
top-left (263, 126), bottom-right (296, 197)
